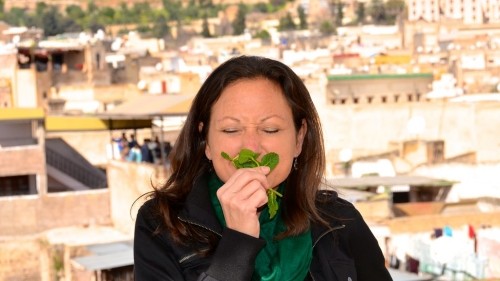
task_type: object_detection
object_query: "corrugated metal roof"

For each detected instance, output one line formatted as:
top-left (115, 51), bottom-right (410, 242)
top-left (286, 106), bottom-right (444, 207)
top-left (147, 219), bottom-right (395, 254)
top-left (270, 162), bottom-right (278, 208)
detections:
top-left (72, 241), bottom-right (133, 271)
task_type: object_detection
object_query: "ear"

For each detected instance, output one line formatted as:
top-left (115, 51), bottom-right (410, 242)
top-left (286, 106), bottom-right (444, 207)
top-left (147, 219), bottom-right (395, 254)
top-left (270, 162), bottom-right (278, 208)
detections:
top-left (200, 122), bottom-right (212, 160)
top-left (294, 119), bottom-right (307, 157)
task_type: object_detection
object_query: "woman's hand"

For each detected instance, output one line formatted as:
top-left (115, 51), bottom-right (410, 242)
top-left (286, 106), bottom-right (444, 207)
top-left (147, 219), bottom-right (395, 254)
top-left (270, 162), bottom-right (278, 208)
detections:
top-left (216, 166), bottom-right (270, 237)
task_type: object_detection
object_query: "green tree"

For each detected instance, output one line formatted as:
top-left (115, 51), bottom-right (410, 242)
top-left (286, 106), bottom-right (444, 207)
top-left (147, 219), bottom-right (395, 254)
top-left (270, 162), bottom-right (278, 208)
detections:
top-left (334, 1), bottom-right (343, 26)
top-left (369, 0), bottom-right (387, 24)
top-left (355, 2), bottom-right (366, 24)
top-left (66, 5), bottom-right (85, 20)
top-left (201, 13), bottom-right (211, 37)
top-left (278, 12), bottom-right (296, 31)
top-left (95, 7), bottom-right (116, 26)
top-left (35, 2), bottom-right (48, 17)
top-left (297, 5), bottom-right (307, 30)
top-left (385, 0), bottom-right (405, 24)
top-left (87, 0), bottom-right (98, 14)
top-left (232, 4), bottom-right (246, 35)
top-left (254, 29), bottom-right (271, 45)
top-left (254, 29), bottom-right (271, 40)
top-left (152, 13), bottom-right (170, 39)
top-left (319, 20), bottom-right (335, 35)
top-left (42, 6), bottom-right (66, 36)
top-left (132, 2), bottom-right (155, 25)
top-left (253, 2), bottom-right (269, 13)
top-left (4, 8), bottom-right (29, 26)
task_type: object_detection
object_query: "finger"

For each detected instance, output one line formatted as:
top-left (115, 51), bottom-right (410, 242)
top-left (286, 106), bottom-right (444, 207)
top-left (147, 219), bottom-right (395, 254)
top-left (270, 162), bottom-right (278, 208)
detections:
top-left (231, 179), bottom-right (268, 202)
top-left (220, 168), bottom-right (270, 194)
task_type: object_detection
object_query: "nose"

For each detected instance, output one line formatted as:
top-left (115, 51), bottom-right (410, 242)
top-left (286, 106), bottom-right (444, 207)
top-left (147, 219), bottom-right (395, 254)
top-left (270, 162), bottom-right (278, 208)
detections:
top-left (242, 129), bottom-right (261, 153)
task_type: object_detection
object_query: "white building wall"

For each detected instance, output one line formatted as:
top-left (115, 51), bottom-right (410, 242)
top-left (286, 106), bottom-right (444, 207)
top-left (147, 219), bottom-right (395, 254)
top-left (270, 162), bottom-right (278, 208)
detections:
top-left (408, 0), bottom-right (440, 22)
top-left (484, 0), bottom-right (500, 23)
top-left (15, 69), bottom-right (37, 108)
top-left (407, 0), bottom-right (499, 23)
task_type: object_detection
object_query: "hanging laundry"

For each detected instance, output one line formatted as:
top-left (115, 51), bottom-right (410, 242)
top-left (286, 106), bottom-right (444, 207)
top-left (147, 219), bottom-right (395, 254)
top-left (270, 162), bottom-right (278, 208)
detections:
top-left (443, 225), bottom-right (453, 237)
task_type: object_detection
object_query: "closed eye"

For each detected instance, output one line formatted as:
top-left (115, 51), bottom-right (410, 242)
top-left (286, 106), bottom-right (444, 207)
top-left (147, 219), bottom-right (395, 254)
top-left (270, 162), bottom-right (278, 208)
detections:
top-left (263, 128), bottom-right (279, 134)
top-left (222, 128), bottom-right (239, 134)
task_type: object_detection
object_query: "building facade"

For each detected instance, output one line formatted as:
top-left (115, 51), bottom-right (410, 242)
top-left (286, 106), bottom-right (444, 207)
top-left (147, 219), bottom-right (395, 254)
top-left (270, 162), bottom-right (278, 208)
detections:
top-left (407, 0), bottom-right (500, 24)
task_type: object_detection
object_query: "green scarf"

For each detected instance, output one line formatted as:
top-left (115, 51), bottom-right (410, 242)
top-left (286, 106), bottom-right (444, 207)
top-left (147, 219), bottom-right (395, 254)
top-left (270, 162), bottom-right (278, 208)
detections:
top-left (208, 173), bottom-right (312, 281)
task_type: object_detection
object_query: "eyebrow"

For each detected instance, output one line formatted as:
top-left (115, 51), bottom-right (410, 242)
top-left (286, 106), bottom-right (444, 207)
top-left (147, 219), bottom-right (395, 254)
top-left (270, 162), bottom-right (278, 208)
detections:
top-left (216, 115), bottom-right (285, 123)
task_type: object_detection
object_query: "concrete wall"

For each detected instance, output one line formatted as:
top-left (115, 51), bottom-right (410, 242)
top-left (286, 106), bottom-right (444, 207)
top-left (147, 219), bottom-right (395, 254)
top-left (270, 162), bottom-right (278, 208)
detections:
top-left (0, 146), bottom-right (44, 176)
top-left (0, 190), bottom-right (111, 236)
top-left (15, 68), bottom-right (38, 108)
top-left (0, 122), bottom-right (35, 146)
top-left (327, 75), bottom-right (433, 103)
top-left (0, 238), bottom-right (40, 281)
top-left (107, 160), bottom-right (167, 234)
top-left (319, 101), bottom-right (500, 167)
top-left (388, 211), bottom-right (500, 233)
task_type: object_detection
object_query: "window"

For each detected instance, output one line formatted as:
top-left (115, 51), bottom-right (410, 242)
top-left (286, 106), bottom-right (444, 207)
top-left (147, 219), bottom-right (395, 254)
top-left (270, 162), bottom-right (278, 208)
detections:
top-left (0, 175), bottom-right (36, 197)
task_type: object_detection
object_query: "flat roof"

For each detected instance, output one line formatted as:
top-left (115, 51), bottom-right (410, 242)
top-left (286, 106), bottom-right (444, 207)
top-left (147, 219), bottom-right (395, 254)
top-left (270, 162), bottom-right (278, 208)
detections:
top-left (388, 268), bottom-right (433, 281)
top-left (102, 94), bottom-right (194, 118)
top-left (327, 175), bottom-right (456, 189)
top-left (46, 116), bottom-right (152, 132)
top-left (327, 73), bottom-right (433, 81)
top-left (72, 241), bottom-right (133, 271)
top-left (0, 108), bottom-right (45, 121)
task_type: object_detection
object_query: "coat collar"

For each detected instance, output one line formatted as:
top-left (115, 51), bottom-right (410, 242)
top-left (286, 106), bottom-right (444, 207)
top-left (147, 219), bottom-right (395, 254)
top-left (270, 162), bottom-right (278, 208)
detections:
top-left (311, 190), bottom-right (346, 244)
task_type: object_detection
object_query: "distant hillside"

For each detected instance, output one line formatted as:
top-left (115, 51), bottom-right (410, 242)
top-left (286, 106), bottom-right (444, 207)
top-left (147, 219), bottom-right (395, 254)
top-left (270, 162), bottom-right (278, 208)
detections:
top-left (3, 0), bottom-right (267, 12)
top-left (4, 0), bottom-right (164, 12)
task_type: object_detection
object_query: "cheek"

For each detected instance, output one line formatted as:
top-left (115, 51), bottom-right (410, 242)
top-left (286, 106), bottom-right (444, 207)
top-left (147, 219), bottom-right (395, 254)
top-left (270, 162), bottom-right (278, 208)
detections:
top-left (268, 158), bottom-right (293, 186)
top-left (212, 159), bottom-right (236, 182)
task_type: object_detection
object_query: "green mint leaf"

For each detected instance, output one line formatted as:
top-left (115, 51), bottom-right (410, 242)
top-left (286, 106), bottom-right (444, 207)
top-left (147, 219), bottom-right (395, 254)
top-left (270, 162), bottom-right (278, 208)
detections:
top-left (260, 152), bottom-right (279, 171)
top-left (267, 189), bottom-right (279, 219)
top-left (237, 149), bottom-right (258, 164)
top-left (221, 148), bottom-right (281, 219)
top-left (221, 151), bottom-right (232, 161)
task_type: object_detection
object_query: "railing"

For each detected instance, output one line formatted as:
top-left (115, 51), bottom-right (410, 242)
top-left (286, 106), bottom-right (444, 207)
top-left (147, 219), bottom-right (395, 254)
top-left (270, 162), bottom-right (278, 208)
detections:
top-left (45, 146), bottom-right (107, 189)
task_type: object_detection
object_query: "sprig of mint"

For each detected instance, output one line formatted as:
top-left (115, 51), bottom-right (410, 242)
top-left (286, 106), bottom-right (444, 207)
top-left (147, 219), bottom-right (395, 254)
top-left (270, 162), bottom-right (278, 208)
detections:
top-left (221, 148), bottom-right (282, 219)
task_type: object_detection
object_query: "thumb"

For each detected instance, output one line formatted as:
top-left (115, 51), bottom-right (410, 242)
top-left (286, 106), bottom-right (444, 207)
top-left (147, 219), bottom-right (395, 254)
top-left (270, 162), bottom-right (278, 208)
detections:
top-left (259, 166), bottom-right (271, 174)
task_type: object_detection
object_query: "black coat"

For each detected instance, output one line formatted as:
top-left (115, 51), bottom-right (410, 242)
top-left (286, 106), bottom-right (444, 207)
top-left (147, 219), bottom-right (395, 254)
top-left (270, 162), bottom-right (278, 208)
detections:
top-left (134, 173), bottom-right (393, 281)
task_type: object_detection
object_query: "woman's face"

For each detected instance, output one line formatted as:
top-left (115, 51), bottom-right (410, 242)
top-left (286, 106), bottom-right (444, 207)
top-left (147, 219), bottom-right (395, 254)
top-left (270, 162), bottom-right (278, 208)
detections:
top-left (204, 77), bottom-right (306, 188)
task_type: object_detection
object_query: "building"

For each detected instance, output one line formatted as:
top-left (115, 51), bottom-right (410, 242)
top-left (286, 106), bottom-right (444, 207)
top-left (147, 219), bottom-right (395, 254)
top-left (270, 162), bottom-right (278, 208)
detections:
top-left (407, 0), bottom-right (500, 24)
top-left (327, 73), bottom-right (433, 105)
top-left (0, 108), bottom-right (156, 280)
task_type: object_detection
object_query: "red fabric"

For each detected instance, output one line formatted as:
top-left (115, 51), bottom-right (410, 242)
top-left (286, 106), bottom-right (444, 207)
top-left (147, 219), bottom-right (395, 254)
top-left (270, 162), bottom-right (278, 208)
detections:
top-left (468, 224), bottom-right (476, 239)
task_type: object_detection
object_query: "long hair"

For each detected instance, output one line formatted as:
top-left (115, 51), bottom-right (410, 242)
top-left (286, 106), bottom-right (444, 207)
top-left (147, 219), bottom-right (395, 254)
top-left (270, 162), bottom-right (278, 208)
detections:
top-left (153, 55), bottom-right (326, 248)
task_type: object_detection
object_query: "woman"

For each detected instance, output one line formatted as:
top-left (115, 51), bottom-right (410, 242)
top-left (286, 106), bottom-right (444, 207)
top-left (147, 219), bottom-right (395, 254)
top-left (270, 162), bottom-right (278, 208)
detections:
top-left (134, 56), bottom-right (392, 281)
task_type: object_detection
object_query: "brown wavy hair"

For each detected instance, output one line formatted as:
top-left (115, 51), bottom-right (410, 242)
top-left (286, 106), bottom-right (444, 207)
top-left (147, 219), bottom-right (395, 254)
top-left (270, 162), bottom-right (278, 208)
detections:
top-left (152, 55), bottom-right (326, 249)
